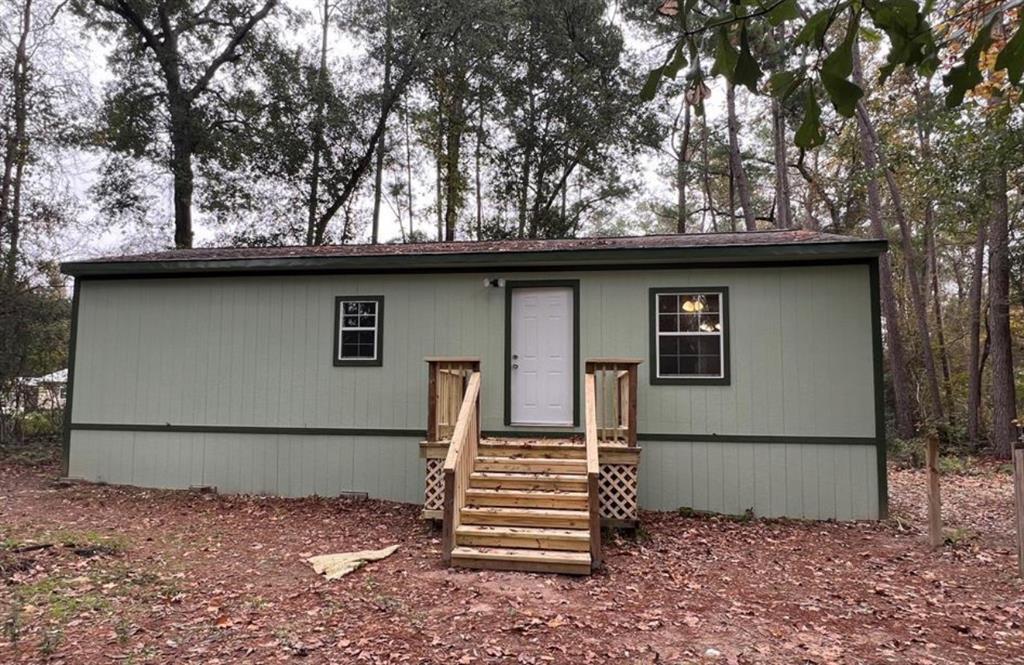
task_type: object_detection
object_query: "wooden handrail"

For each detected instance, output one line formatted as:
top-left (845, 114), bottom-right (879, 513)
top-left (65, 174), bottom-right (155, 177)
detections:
top-left (584, 373), bottom-right (602, 568)
top-left (441, 371), bottom-right (481, 562)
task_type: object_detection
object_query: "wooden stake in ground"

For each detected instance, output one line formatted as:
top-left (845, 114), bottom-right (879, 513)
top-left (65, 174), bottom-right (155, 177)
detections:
top-left (1013, 423), bottom-right (1024, 578)
top-left (926, 433), bottom-right (943, 549)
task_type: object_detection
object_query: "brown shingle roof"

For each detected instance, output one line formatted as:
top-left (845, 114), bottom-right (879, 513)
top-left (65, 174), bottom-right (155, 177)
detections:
top-left (61, 230), bottom-right (885, 277)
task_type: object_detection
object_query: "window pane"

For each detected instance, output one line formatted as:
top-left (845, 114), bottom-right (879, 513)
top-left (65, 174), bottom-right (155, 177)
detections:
top-left (343, 315), bottom-right (359, 328)
top-left (358, 302), bottom-right (376, 315)
top-left (704, 294), bottom-right (720, 312)
top-left (343, 302), bottom-right (358, 315)
top-left (678, 356), bottom-right (698, 375)
top-left (698, 337), bottom-right (720, 354)
top-left (658, 313), bottom-right (678, 332)
top-left (659, 354), bottom-right (679, 375)
top-left (679, 314), bottom-right (699, 332)
top-left (658, 295), bottom-right (675, 313)
top-left (660, 336), bottom-right (679, 354)
top-left (356, 331), bottom-right (375, 346)
top-left (358, 314), bottom-right (376, 327)
top-left (677, 337), bottom-right (699, 355)
top-left (698, 355), bottom-right (721, 376)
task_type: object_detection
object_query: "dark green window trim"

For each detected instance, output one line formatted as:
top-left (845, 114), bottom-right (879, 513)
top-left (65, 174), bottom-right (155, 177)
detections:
top-left (649, 287), bottom-right (731, 386)
top-left (333, 295), bottom-right (384, 367)
top-left (503, 279), bottom-right (581, 428)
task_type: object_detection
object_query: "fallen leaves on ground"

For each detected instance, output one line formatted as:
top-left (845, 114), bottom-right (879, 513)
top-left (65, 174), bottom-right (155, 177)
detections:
top-left (0, 458), bottom-right (1021, 663)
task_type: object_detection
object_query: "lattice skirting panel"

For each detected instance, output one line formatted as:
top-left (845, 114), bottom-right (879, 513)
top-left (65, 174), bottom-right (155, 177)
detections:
top-left (599, 463), bottom-right (638, 523)
top-left (424, 458), bottom-right (445, 512)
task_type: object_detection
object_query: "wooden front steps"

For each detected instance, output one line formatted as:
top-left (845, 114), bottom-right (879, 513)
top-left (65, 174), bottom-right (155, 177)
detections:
top-left (450, 546), bottom-right (592, 575)
top-left (449, 438), bottom-right (594, 575)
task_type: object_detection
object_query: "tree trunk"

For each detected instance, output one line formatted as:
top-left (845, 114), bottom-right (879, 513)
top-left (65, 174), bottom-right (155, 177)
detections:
top-left (435, 101), bottom-right (443, 241)
top-left (168, 96), bottom-right (194, 249)
top-left (855, 101), bottom-right (944, 423)
top-left (700, 111), bottom-right (716, 232)
top-left (442, 78), bottom-right (465, 242)
top-left (1, 0), bottom-right (30, 283)
top-left (305, 0), bottom-right (329, 246)
top-left (475, 97), bottom-right (483, 239)
top-left (925, 205), bottom-right (954, 424)
top-left (771, 96), bottom-right (791, 228)
top-left (676, 101), bottom-right (691, 233)
top-left (851, 41), bottom-right (914, 439)
top-left (725, 81), bottom-right (755, 231)
top-left (988, 168), bottom-right (1017, 458)
top-left (966, 220), bottom-right (988, 446)
top-left (370, 0), bottom-right (393, 244)
top-left (404, 105), bottom-right (414, 239)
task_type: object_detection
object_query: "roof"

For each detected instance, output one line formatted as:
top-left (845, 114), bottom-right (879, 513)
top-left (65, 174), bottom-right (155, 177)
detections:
top-left (22, 369), bottom-right (68, 385)
top-left (60, 230), bottom-right (885, 278)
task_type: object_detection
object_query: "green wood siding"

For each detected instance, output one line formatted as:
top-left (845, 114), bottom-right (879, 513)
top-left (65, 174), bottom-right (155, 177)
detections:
top-left (68, 263), bottom-right (880, 518)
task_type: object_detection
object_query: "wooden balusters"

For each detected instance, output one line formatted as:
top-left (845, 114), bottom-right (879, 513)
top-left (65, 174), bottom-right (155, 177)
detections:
top-left (426, 358), bottom-right (480, 443)
top-left (585, 359), bottom-right (641, 447)
top-left (440, 372), bottom-right (481, 562)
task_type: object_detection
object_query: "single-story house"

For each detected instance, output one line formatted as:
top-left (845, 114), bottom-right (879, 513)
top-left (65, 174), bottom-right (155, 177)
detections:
top-left (59, 230), bottom-right (887, 571)
top-left (3, 369), bottom-right (68, 413)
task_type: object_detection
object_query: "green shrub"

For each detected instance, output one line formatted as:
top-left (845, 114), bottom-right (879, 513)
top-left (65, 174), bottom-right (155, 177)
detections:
top-left (18, 411), bottom-right (60, 438)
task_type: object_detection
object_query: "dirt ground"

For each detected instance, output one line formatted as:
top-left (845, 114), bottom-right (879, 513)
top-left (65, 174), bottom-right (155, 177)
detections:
top-left (1, 451), bottom-right (1022, 664)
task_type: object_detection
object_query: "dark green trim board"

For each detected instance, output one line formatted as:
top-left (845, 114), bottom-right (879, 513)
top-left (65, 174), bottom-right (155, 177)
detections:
top-left (61, 241), bottom-right (887, 278)
top-left (70, 423), bottom-right (424, 437)
top-left (638, 433), bottom-right (877, 445)
top-left (333, 295), bottom-right (384, 367)
top-left (868, 257), bottom-right (889, 518)
top-left (69, 422), bottom-right (879, 446)
top-left (504, 280), bottom-right (581, 428)
top-left (61, 279), bottom-right (82, 476)
top-left (648, 287), bottom-right (731, 386)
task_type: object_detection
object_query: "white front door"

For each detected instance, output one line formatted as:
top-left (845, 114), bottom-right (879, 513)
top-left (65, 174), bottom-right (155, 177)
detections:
top-left (510, 286), bottom-right (574, 426)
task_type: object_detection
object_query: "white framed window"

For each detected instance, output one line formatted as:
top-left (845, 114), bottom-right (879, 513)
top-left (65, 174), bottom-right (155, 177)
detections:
top-left (649, 288), bottom-right (729, 385)
top-left (334, 296), bottom-right (384, 366)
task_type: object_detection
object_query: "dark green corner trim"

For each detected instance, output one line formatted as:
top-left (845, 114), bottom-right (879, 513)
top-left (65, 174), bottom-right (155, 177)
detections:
top-left (333, 295), bottom-right (384, 367)
top-left (69, 423), bottom-right (425, 437)
top-left (648, 286), bottom-right (731, 386)
top-left (61, 279), bottom-right (82, 476)
top-left (637, 433), bottom-right (877, 445)
top-left (503, 280), bottom-right (581, 428)
top-left (868, 257), bottom-right (889, 518)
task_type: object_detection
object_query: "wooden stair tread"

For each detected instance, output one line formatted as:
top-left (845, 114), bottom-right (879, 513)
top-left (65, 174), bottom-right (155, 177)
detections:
top-left (471, 472), bottom-right (586, 480)
top-left (479, 440), bottom-right (584, 449)
top-left (451, 546), bottom-right (591, 564)
top-left (461, 506), bottom-right (589, 518)
top-left (466, 488), bottom-right (588, 498)
top-left (456, 525), bottom-right (589, 539)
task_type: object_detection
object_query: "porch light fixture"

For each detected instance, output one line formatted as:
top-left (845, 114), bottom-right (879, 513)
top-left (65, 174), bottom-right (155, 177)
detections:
top-left (483, 278), bottom-right (506, 288)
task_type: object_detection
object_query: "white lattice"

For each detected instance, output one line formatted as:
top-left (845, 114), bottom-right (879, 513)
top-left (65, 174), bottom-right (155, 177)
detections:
top-left (599, 463), bottom-right (638, 522)
top-left (424, 458), bottom-right (445, 511)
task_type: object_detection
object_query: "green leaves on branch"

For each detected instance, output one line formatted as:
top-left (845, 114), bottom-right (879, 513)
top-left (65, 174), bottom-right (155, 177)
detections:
top-left (942, 17), bottom-right (994, 108)
top-left (640, 42), bottom-right (687, 101)
top-left (864, 0), bottom-right (938, 82)
top-left (996, 24), bottom-right (1024, 86)
top-left (795, 83), bottom-right (825, 149)
top-left (639, 0), bottom-right (1024, 147)
top-left (819, 10), bottom-right (862, 117)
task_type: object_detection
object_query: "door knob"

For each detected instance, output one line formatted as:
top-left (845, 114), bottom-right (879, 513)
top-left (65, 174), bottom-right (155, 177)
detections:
top-left (512, 363), bottom-right (519, 369)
